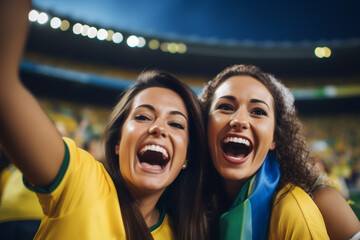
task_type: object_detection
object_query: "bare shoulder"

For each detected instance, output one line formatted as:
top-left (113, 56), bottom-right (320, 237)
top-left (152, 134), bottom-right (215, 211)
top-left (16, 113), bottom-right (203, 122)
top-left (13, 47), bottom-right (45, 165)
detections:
top-left (312, 185), bottom-right (344, 202)
top-left (312, 186), bottom-right (360, 240)
top-left (312, 186), bottom-right (356, 217)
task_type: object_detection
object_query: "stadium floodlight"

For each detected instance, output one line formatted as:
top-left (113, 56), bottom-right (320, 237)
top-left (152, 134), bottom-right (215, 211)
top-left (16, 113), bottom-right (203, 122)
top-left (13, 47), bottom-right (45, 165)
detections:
top-left (50, 17), bottom-right (61, 29)
top-left (112, 32), bottom-right (123, 44)
top-left (37, 12), bottom-right (49, 24)
top-left (127, 35), bottom-right (139, 48)
top-left (28, 10), bottom-right (39, 22)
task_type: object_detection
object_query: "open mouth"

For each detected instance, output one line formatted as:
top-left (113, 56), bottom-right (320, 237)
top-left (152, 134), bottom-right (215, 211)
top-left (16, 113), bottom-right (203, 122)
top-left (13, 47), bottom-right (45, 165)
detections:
top-left (221, 136), bottom-right (253, 160)
top-left (137, 144), bottom-right (170, 170)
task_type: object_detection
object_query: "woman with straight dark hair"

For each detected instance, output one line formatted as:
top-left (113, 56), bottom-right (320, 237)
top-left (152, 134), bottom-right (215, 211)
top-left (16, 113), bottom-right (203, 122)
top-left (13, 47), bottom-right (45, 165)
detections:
top-left (103, 70), bottom-right (209, 239)
top-left (0, 0), bottom-right (208, 239)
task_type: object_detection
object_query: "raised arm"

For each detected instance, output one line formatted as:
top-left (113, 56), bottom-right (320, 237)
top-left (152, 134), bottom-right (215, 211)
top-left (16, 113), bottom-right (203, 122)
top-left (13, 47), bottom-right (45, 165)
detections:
top-left (0, 0), bottom-right (65, 187)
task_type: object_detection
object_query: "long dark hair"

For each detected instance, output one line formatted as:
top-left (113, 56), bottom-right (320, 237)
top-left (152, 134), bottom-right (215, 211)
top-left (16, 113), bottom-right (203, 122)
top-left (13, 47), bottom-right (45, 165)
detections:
top-left (104, 70), bottom-right (209, 240)
top-left (200, 64), bottom-right (319, 215)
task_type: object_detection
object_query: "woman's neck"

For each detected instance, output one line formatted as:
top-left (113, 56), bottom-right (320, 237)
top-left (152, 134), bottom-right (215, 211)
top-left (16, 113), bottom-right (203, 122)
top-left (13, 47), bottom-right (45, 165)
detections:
top-left (224, 178), bottom-right (247, 206)
top-left (133, 189), bottom-right (164, 227)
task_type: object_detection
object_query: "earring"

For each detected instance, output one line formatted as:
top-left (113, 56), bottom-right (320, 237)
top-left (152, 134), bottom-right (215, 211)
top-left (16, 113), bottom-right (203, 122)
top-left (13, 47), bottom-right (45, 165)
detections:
top-left (182, 160), bottom-right (188, 169)
top-left (115, 145), bottom-right (119, 155)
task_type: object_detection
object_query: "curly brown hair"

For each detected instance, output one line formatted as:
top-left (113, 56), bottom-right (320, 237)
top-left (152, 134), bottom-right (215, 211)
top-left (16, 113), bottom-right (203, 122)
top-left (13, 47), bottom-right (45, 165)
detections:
top-left (199, 64), bottom-right (319, 195)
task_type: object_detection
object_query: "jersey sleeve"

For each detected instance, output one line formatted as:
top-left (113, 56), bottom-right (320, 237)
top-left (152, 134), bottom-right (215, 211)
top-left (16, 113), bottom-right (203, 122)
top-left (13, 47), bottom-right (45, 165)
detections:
top-left (25, 137), bottom-right (112, 218)
top-left (268, 185), bottom-right (330, 240)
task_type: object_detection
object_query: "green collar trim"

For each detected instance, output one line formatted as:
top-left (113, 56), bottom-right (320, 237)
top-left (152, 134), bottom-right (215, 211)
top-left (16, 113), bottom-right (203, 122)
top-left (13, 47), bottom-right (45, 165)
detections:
top-left (149, 207), bottom-right (166, 232)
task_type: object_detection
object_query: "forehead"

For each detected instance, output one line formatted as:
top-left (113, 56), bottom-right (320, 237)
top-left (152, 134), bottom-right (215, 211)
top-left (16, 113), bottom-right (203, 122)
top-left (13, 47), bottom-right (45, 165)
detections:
top-left (132, 87), bottom-right (188, 116)
top-left (213, 76), bottom-right (273, 102)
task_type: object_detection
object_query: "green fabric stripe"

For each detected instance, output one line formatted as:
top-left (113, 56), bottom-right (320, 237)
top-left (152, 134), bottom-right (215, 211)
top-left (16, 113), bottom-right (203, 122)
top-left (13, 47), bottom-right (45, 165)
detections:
top-left (247, 177), bottom-right (255, 195)
top-left (149, 207), bottom-right (166, 232)
top-left (24, 140), bottom-right (70, 194)
top-left (242, 201), bottom-right (253, 239)
top-left (240, 200), bottom-right (247, 239)
top-left (219, 179), bottom-right (251, 240)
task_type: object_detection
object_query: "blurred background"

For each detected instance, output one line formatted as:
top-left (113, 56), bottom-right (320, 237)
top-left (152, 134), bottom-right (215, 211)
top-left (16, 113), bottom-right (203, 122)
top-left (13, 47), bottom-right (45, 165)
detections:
top-left (3, 0), bottom-right (360, 212)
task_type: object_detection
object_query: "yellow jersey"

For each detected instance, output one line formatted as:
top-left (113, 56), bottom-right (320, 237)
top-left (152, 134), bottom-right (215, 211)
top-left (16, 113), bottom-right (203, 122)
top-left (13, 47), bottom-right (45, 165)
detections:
top-left (269, 184), bottom-right (329, 240)
top-left (26, 137), bottom-right (175, 240)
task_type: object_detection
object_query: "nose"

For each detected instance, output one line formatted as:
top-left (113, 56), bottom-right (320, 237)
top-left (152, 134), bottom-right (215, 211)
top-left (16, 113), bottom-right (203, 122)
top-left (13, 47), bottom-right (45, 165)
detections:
top-left (230, 110), bottom-right (249, 130)
top-left (149, 119), bottom-right (167, 138)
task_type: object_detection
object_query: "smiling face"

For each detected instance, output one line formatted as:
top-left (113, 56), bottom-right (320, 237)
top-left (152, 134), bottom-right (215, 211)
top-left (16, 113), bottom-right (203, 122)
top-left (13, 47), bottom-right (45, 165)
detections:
top-left (207, 76), bottom-right (276, 188)
top-left (115, 87), bottom-right (189, 197)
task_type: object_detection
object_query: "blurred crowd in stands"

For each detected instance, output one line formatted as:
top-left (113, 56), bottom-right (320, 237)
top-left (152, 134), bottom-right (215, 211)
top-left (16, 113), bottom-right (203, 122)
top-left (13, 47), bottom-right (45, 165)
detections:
top-left (34, 98), bottom-right (360, 196)
top-left (40, 99), bottom-right (109, 163)
top-left (301, 115), bottom-right (360, 195)
top-left (2, 98), bottom-right (359, 196)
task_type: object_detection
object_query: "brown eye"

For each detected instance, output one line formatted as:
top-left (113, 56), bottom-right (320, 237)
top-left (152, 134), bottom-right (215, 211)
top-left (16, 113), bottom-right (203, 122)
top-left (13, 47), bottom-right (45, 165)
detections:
top-left (252, 108), bottom-right (267, 116)
top-left (169, 122), bottom-right (185, 130)
top-left (217, 103), bottom-right (233, 111)
top-left (135, 115), bottom-right (151, 121)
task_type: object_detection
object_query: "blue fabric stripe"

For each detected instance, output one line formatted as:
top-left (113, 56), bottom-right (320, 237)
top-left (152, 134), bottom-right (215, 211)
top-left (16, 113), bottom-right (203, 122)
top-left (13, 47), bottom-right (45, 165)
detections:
top-left (249, 151), bottom-right (280, 240)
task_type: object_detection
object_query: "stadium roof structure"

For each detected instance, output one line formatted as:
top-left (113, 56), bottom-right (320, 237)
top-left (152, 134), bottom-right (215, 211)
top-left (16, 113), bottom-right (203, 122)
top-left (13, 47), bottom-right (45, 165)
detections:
top-left (25, 0), bottom-right (360, 78)
top-left (19, 0), bottom-right (360, 113)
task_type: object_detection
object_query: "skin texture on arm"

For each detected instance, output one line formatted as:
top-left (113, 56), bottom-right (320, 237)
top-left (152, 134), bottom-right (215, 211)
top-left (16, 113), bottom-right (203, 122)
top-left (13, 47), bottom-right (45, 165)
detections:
top-left (0, 0), bottom-right (64, 187)
top-left (312, 186), bottom-right (360, 240)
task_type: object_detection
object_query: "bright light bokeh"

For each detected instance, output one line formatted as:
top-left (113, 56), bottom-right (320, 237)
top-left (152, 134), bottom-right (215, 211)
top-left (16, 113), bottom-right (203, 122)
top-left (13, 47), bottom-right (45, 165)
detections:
top-left (60, 20), bottom-right (70, 31)
top-left (178, 43), bottom-right (187, 54)
top-left (315, 46), bottom-right (331, 58)
top-left (73, 23), bottom-right (82, 35)
top-left (167, 42), bottom-right (178, 53)
top-left (50, 17), bottom-right (61, 29)
top-left (323, 47), bottom-right (331, 58)
top-left (106, 30), bottom-right (114, 41)
top-left (149, 39), bottom-right (160, 50)
top-left (81, 25), bottom-right (90, 36)
top-left (28, 10), bottom-right (39, 22)
top-left (127, 35), bottom-right (139, 47)
top-left (160, 42), bottom-right (168, 52)
top-left (37, 12), bottom-right (49, 24)
top-left (112, 32), bottom-right (123, 43)
top-left (97, 28), bottom-right (108, 41)
top-left (137, 37), bottom-right (146, 48)
top-left (27, 9), bottom-right (187, 53)
top-left (88, 27), bottom-right (98, 38)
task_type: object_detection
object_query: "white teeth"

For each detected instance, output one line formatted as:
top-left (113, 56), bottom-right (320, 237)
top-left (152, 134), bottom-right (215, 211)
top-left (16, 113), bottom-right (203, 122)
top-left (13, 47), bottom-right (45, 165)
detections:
top-left (223, 137), bottom-right (250, 146)
top-left (139, 145), bottom-right (169, 159)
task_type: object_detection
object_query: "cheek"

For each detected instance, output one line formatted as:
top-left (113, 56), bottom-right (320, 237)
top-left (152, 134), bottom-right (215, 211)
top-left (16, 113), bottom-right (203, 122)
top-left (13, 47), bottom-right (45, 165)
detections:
top-left (119, 122), bottom-right (141, 151)
top-left (172, 130), bottom-right (189, 158)
top-left (207, 114), bottom-right (223, 143)
top-left (255, 121), bottom-right (276, 147)
top-left (207, 115), bottom-right (223, 163)
top-left (122, 122), bottom-right (137, 135)
top-left (174, 131), bottom-right (189, 152)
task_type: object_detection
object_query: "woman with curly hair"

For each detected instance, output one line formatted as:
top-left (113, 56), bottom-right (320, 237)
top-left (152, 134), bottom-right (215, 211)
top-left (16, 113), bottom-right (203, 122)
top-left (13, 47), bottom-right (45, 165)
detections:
top-left (200, 64), bottom-right (330, 239)
top-left (0, 1), bottom-right (209, 239)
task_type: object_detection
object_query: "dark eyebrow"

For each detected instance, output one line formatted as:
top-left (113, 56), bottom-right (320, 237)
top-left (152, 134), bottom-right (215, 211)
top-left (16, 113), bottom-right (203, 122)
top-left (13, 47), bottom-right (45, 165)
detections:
top-left (170, 111), bottom-right (188, 121)
top-left (135, 104), bottom-right (155, 111)
top-left (217, 96), bottom-right (270, 110)
top-left (218, 95), bottom-right (236, 101)
top-left (250, 99), bottom-right (270, 110)
top-left (135, 104), bottom-right (188, 121)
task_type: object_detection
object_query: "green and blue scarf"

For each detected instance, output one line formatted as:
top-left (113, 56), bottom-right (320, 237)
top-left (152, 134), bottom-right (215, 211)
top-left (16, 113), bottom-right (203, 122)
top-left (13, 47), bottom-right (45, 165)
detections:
top-left (219, 151), bottom-right (280, 240)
